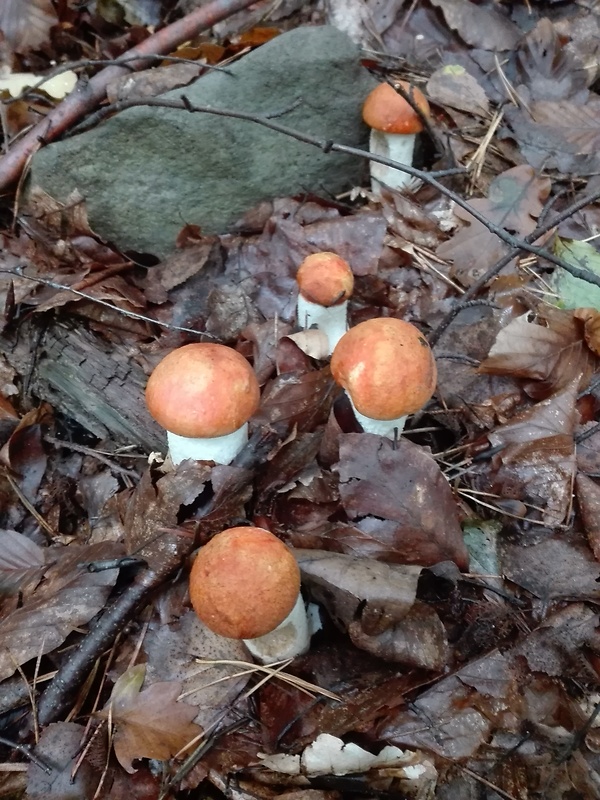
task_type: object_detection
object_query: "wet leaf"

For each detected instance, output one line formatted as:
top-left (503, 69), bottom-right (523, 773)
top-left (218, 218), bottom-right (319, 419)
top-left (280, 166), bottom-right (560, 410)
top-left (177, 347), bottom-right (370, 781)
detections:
top-left (98, 664), bottom-right (201, 774)
top-left (479, 309), bottom-right (597, 396)
top-left (429, 0), bottom-right (519, 51)
top-left (0, 542), bottom-right (122, 681)
top-left (296, 550), bottom-right (448, 669)
top-left (335, 434), bottom-right (469, 569)
top-left (437, 166), bottom-right (551, 286)
top-left (0, 0), bottom-right (57, 53)
top-left (576, 473), bottom-right (600, 562)
top-left (27, 723), bottom-right (97, 799)
top-left (0, 529), bottom-right (45, 595)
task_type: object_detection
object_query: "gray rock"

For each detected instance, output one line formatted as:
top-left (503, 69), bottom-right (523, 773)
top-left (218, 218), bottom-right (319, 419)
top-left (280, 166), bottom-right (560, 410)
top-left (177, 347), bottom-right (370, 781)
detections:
top-left (29, 26), bottom-right (377, 257)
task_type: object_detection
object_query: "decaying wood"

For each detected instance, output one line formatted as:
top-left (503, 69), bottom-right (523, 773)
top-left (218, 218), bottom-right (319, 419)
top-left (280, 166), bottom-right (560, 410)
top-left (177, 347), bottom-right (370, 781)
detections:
top-left (1, 318), bottom-right (164, 452)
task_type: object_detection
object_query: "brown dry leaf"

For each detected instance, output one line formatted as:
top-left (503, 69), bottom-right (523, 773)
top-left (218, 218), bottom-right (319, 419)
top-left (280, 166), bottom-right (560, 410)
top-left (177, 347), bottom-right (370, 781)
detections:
top-left (0, 541), bottom-right (122, 681)
top-left (284, 330), bottom-right (330, 360)
top-left (429, 0), bottom-right (519, 51)
top-left (502, 536), bottom-right (600, 601)
top-left (576, 473), bottom-right (600, 562)
top-left (437, 166), bottom-right (551, 286)
top-left (256, 368), bottom-right (336, 433)
top-left (491, 433), bottom-right (575, 526)
top-left (515, 18), bottom-right (589, 103)
top-left (513, 605), bottom-right (599, 679)
top-left (0, 0), bottom-right (57, 53)
top-left (573, 307), bottom-right (600, 356)
top-left (98, 664), bottom-right (201, 774)
top-left (144, 610), bottom-right (250, 730)
top-left (335, 434), bottom-right (469, 570)
top-left (479, 309), bottom-right (598, 397)
top-left (505, 98), bottom-right (600, 175)
top-left (378, 649), bottom-right (517, 758)
top-left (296, 550), bottom-right (448, 670)
top-left (0, 529), bottom-right (45, 595)
top-left (427, 65), bottom-right (489, 115)
top-left (27, 723), bottom-right (97, 799)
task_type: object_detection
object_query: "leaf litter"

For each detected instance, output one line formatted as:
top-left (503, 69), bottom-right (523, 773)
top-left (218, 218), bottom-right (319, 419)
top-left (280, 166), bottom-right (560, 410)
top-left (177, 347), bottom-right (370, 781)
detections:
top-left (0, 1), bottom-right (600, 798)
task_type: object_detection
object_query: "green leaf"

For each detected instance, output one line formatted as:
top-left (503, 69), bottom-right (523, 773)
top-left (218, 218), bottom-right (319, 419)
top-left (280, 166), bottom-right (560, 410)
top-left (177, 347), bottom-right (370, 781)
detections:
top-left (553, 238), bottom-right (600, 309)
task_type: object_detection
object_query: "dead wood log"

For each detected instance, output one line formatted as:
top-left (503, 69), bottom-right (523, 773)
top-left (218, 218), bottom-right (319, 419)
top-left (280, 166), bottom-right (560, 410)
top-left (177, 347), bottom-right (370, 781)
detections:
top-left (1, 318), bottom-right (164, 451)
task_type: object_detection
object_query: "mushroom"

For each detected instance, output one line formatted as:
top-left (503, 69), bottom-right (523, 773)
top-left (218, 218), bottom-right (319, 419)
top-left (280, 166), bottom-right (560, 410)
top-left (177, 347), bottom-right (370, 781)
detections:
top-left (189, 526), bottom-right (311, 663)
top-left (145, 343), bottom-right (260, 465)
top-left (362, 82), bottom-right (430, 194)
top-left (296, 252), bottom-right (354, 355)
top-left (330, 317), bottom-right (437, 437)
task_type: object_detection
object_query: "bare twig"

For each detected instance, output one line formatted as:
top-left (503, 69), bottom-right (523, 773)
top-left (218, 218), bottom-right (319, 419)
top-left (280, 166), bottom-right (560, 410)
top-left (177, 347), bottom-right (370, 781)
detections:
top-left (0, 268), bottom-right (215, 339)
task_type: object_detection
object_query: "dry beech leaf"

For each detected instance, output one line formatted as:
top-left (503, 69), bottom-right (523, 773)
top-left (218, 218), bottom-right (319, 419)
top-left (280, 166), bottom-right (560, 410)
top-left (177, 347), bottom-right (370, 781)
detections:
top-left (27, 723), bottom-right (97, 799)
top-left (98, 664), bottom-right (201, 774)
top-left (296, 550), bottom-right (448, 669)
top-left (0, 529), bottom-right (45, 595)
top-left (574, 307), bottom-right (600, 356)
top-left (335, 434), bottom-right (469, 570)
top-left (0, 541), bottom-right (122, 681)
top-left (479, 309), bottom-right (597, 397)
top-left (285, 330), bottom-right (331, 360)
top-left (0, 0), bottom-right (57, 53)
top-left (144, 610), bottom-right (250, 730)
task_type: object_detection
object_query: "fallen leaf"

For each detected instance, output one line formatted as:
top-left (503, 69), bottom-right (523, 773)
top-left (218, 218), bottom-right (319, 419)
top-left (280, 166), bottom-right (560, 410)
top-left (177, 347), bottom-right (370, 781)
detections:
top-left (429, 0), bottom-right (519, 51)
top-left (574, 308), bottom-right (600, 355)
top-left (27, 722), bottom-right (98, 799)
top-left (427, 65), bottom-right (489, 115)
top-left (0, 542), bottom-right (122, 681)
top-left (335, 434), bottom-right (469, 569)
top-left (553, 239), bottom-right (600, 310)
top-left (479, 309), bottom-right (597, 397)
top-left (0, 529), bottom-right (45, 595)
top-left (98, 664), bottom-right (201, 774)
top-left (296, 550), bottom-right (448, 669)
top-left (437, 166), bottom-right (551, 286)
top-left (576, 473), bottom-right (600, 562)
top-left (0, 0), bottom-right (57, 53)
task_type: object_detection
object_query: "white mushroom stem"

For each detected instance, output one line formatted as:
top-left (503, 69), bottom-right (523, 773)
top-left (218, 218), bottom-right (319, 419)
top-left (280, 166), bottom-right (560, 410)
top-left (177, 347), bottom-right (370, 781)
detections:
top-left (297, 295), bottom-right (349, 355)
top-left (243, 594), bottom-right (312, 664)
top-left (167, 422), bottom-right (248, 466)
top-left (368, 129), bottom-right (416, 193)
top-left (348, 395), bottom-right (407, 438)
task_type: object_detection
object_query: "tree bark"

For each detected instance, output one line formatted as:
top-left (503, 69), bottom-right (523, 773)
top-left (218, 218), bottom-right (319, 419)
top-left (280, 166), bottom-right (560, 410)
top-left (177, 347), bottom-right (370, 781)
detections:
top-left (2, 318), bottom-right (164, 451)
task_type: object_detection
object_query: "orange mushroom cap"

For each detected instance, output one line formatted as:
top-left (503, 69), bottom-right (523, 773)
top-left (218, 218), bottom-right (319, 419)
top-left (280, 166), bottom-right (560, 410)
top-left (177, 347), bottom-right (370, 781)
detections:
top-left (189, 527), bottom-right (301, 639)
top-left (145, 343), bottom-right (260, 439)
top-left (330, 318), bottom-right (437, 420)
top-left (362, 82), bottom-right (430, 135)
top-left (297, 253), bottom-right (354, 307)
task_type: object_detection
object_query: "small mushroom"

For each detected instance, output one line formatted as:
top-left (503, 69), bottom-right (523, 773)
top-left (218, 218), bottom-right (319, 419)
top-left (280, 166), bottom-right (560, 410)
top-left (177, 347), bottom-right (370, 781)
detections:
top-left (189, 526), bottom-right (311, 663)
top-left (145, 343), bottom-right (260, 465)
top-left (362, 82), bottom-right (430, 194)
top-left (331, 317), bottom-right (437, 437)
top-left (296, 252), bottom-right (354, 355)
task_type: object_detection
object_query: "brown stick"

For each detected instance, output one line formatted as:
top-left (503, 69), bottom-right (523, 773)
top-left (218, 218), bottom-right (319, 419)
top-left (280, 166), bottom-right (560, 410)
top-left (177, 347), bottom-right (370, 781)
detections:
top-left (0, 0), bottom-right (258, 191)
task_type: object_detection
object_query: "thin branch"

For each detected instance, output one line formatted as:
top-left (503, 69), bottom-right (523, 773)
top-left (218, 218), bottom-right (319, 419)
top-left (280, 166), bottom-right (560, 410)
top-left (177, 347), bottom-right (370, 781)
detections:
top-left (0, 268), bottom-right (215, 338)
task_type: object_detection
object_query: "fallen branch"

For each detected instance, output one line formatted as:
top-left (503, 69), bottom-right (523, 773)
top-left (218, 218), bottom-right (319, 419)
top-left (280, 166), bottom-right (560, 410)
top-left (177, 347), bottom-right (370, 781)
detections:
top-left (0, 0), bottom-right (258, 190)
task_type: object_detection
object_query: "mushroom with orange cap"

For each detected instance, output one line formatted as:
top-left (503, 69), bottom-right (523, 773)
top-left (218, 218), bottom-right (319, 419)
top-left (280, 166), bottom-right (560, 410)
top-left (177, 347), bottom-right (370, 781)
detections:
top-left (145, 343), bottom-right (260, 465)
top-left (189, 526), bottom-right (311, 663)
top-left (362, 82), bottom-right (430, 194)
top-left (330, 317), bottom-right (437, 437)
top-left (296, 252), bottom-right (354, 355)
